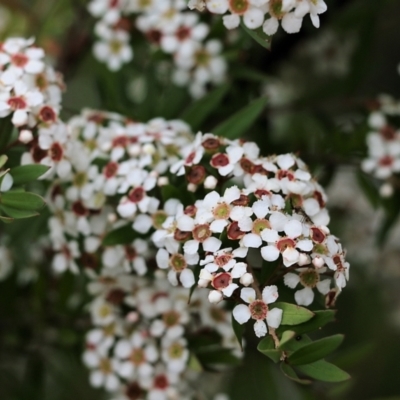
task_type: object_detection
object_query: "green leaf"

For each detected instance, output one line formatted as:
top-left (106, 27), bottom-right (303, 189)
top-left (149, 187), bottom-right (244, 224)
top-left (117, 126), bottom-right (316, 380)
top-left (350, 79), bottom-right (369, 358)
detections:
top-left (288, 334), bottom-right (344, 366)
top-left (213, 97), bottom-right (268, 139)
top-left (188, 354), bottom-right (203, 372)
top-left (102, 224), bottom-right (138, 246)
top-left (0, 116), bottom-right (14, 151)
top-left (280, 363), bottom-right (311, 385)
top-left (277, 310), bottom-right (336, 335)
top-left (0, 205), bottom-right (39, 219)
top-left (181, 84), bottom-right (230, 130)
top-left (0, 214), bottom-right (14, 223)
top-left (232, 314), bottom-right (246, 351)
top-left (296, 359), bottom-right (350, 382)
top-left (10, 165), bottom-right (49, 186)
top-left (0, 191), bottom-right (45, 210)
top-left (0, 154), bottom-right (8, 169)
top-left (271, 302), bottom-right (314, 326)
top-left (279, 330), bottom-right (296, 349)
top-left (196, 348), bottom-right (241, 366)
top-left (241, 21), bottom-right (271, 50)
top-left (257, 335), bottom-right (281, 363)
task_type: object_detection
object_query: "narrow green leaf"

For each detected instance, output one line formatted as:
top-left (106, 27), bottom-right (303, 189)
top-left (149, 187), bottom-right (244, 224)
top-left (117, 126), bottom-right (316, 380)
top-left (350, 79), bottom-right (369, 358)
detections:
top-left (10, 165), bottom-right (49, 186)
top-left (280, 363), bottom-right (311, 385)
top-left (0, 155), bottom-right (8, 169)
top-left (277, 310), bottom-right (336, 335)
top-left (102, 224), bottom-right (138, 246)
top-left (188, 354), bottom-right (203, 372)
top-left (0, 214), bottom-right (14, 223)
top-left (288, 334), bottom-right (344, 366)
top-left (257, 335), bottom-right (281, 363)
top-left (279, 330), bottom-right (296, 349)
top-left (232, 315), bottom-right (245, 351)
top-left (0, 116), bottom-right (13, 151)
top-left (271, 302), bottom-right (314, 326)
top-left (181, 84), bottom-right (230, 130)
top-left (241, 21), bottom-right (272, 50)
top-left (0, 205), bottom-right (39, 219)
top-left (213, 97), bottom-right (268, 139)
top-left (296, 360), bottom-right (350, 382)
top-left (196, 348), bottom-right (241, 366)
top-left (0, 191), bottom-right (45, 210)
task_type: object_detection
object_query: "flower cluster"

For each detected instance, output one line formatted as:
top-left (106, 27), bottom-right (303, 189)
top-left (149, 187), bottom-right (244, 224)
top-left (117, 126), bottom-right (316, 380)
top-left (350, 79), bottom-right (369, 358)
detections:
top-left (84, 272), bottom-right (238, 399)
top-left (189, 0), bottom-right (327, 35)
top-left (153, 133), bottom-right (350, 336)
top-left (88, 0), bottom-right (227, 97)
top-left (0, 37), bottom-right (64, 132)
top-left (362, 95), bottom-right (400, 197)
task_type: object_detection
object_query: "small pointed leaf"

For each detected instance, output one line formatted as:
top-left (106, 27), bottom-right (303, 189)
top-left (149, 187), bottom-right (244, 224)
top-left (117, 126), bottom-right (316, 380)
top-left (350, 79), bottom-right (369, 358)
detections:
top-left (296, 360), bottom-right (350, 382)
top-left (181, 84), bottom-right (229, 130)
top-left (0, 191), bottom-right (45, 210)
top-left (288, 334), bottom-right (344, 366)
top-left (213, 97), bottom-right (268, 139)
top-left (271, 302), bottom-right (314, 326)
top-left (0, 205), bottom-right (39, 219)
top-left (0, 155), bottom-right (8, 169)
top-left (10, 165), bottom-right (49, 185)
top-left (241, 21), bottom-right (272, 50)
top-left (279, 330), bottom-right (296, 349)
top-left (257, 335), bottom-right (281, 363)
top-left (280, 363), bottom-right (311, 385)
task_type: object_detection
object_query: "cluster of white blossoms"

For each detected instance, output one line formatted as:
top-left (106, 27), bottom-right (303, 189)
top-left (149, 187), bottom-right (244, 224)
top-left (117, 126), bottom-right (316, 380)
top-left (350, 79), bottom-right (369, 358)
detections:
top-left (153, 132), bottom-right (349, 337)
top-left (361, 95), bottom-right (400, 197)
top-left (189, 0), bottom-right (327, 35)
top-left (84, 272), bottom-right (238, 399)
top-left (0, 37), bottom-right (64, 132)
top-left (88, 0), bottom-right (227, 97)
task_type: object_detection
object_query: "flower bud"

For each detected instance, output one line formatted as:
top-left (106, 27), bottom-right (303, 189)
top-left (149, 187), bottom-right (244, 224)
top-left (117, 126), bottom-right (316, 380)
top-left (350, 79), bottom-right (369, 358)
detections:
top-left (240, 273), bottom-right (254, 286)
top-left (19, 129), bottom-right (33, 143)
top-left (312, 256), bottom-right (325, 268)
top-left (157, 176), bottom-right (169, 186)
top-left (298, 253), bottom-right (310, 266)
top-left (379, 182), bottom-right (393, 197)
top-left (204, 175), bottom-right (218, 189)
top-left (208, 290), bottom-right (223, 304)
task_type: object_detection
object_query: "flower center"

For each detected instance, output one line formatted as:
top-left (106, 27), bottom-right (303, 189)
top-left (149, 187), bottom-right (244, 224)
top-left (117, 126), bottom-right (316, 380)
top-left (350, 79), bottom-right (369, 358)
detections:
top-left (212, 272), bottom-right (232, 290)
top-left (169, 253), bottom-right (187, 272)
top-left (227, 221), bottom-right (245, 240)
top-left (154, 375), bottom-right (168, 390)
top-left (311, 227), bottom-right (326, 244)
top-left (229, 0), bottom-right (249, 14)
top-left (269, 0), bottom-right (285, 19)
top-left (73, 171), bottom-right (87, 187)
top-left (99, 358), bottom-right (112, 374)
top-left (110, 39), bottom-right (123, 54)
top-left (379, 155), bottom-right (393, 167)
top-left (213, 202), bottom-right (230, 219)
top-left (186, 165), bottom-right (206, 184)
top-left (176, 26), bottom-right (191, 41)
top-left (103, 161), bottom-right (119, 178)
top-left (193, 224), bottom-right (212, 242)
top-left (299, 268), bottom-right (320, 288)
top-left (130, 348), bottom-right (145, 365)
top-left (163, 310), bottom-right (180, 327)
top-left (215, 254), bottom-right (232, 267)
top-left (11, 53), bottom-right (28, 67)
top-left (152, 211), bottom-right (167, 229)
top-left (277, 237), bottom-right (296, 252)
top-left (240, 158), bottom-right (254, 173)
top-left (72, 200), bottom-right (88, 216)
top-left (202, 137), bottom-right (220, 150)
top-left (128, 187), bottom-right (145, 203)
top-left (106, 288), bottom-right (125, 305)
top-left (7, 96), bottom-right (27, 110)
top-left (168, 342), bottom-right (184, 359)
top-left (49, 142), bottom-right (64, 161)
top-left (249, 300), bottom-right (268, 320)
top-left (277, 169), bottom-right (295, 181)
top-left (39, 106), bottom-right (57, 123)
top-left (124, 245), bottom-right (137, 261)
top-left (195, 49), bottom-right (211, 66)
top-left (252, 218), bottom-right (270, 235)
top-left (211, 153), bottom-right (229, 168)
top-left (173, 229), bottom-right (191, 242)
top-left (380, 125), bottom-right (396, 140)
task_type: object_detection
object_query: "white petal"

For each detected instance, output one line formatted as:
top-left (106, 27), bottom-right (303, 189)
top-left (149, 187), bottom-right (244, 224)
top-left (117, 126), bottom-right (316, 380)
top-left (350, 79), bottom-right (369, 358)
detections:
top-left (261, 245), bottom-right (280, 262)
top-left (183, 240), bottom-right (199, 254)
top-left (262, 285), bottom-right (279, 304)
top-left (203, 236), bottom-right (222, 252)
top-left (222, 283), bottom-right (238, 297)
top-left (296, 239), bottom-right (313, 252)
top-left (260, 228), bottom-right (280, 243)
top-left (252, 199), bottom-right (269, 219)
top-left (232, 304), bottom-right (251, 324)
top-left (294, 287), bottom-right (314, 306)
top-left (242, 233), bottom-right (262, 248)
top-left (177, 215), bottom-right (195, 231)
top-left (223, 185), bottom-right (241, 204)
top-left (316, 279), bottom-right (331, 295)
top-left (156, 249), bottom-right (169, 269)
top-left (240, 287), bottom-right (256, 303)
top-left (266, 307), bottom-right (283, 328)
top-left (284, 220), bottom-right (303, 238)
top-left (283, 272), bottom-right (300, 289)
top-left (254, 320), bottom-right (267, 337)
top-left (180, 269), bottom-right (195, 288)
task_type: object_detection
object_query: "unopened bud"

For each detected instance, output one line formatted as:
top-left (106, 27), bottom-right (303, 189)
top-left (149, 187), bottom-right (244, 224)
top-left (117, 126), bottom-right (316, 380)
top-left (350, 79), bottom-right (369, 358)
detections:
top-left (240, 272), bottom-right (254, 286)
top-left (187, 183), bottom-right (197, 192)
top-left (298, 253), bottom-right (311, 266)
top-left (312, 256), bottom-right (325, 268)
top-left (157, 176), bottom-right (169, 186)
top-left (379, 182), bottom-right (393, 198)
top-left (19, 129), bottom-right (33, 143)
top-left (204, 175), bottom-right (218, 189)
top-left (143, 143), bottom-right (156, 155)
top-left (208, 290), bottom-right (223, 304)
top-left (126, 311), bottom-right (139, 323)
top-left (107, 213), bottom-right (117, 223)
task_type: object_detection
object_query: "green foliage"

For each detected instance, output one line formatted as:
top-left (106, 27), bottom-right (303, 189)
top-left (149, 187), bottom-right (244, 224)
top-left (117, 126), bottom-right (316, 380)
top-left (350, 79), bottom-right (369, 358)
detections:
top-left (10, 165), bottom-right (49, 186)
top-left (271, 302), bottom-right (315, 326)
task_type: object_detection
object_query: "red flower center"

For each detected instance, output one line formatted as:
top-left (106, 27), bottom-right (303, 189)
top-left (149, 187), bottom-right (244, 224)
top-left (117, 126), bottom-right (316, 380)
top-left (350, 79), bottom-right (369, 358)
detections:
top-left (210, 153), bottom-right (229, 168)
top-left (11, 53), bottom-right (28, 68)
top-left (128, 187), bottom-right (145, 203)
top-left (7, 96), bottom-right (27, 110)
top-left (49, 142), bottom-right (64, 161)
